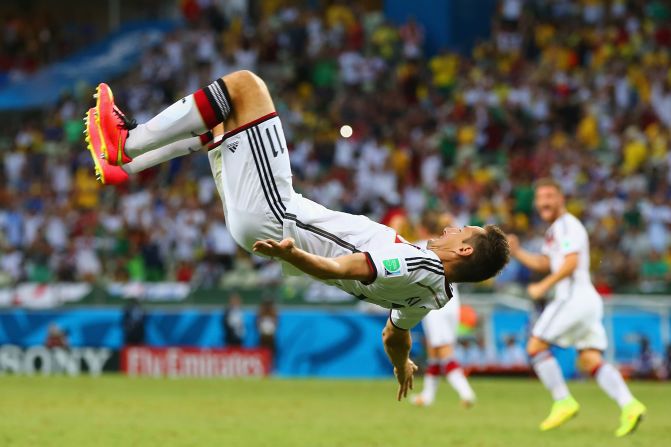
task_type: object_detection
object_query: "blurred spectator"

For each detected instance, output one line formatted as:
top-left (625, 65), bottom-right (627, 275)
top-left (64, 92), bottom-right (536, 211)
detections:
top-left (461, 338), bottom-right (485, 367)
top-left (256, 299), bottom-right (278, 359)
top-left (499, 335), bottom-right (527, 367)
top-left (632, 337), bottom-right (662, 379)
top-left (45, 323), bottom-right (68, 348)
top-left (122, 298), bottom-right (146, 346)
top-left (0, 0), bottom-right (670, 295)
top-left (223, 293), bottom-right (245, 347)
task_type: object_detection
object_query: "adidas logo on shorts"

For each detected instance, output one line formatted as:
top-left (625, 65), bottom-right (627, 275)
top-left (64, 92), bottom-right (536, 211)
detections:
top-left (227, 140), bottom-right (239, 153)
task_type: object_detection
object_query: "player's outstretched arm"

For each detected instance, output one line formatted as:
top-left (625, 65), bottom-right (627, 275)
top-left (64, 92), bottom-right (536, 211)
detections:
top-left (382, 319), bottom-right (418, 401)
top-left (507, 234), bottom-right (551, 273)
top-left (252, 238), bottom-right (374, 281)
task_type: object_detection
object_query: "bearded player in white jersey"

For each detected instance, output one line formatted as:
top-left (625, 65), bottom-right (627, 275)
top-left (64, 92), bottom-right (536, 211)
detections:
top-left (507, 178), bottom-right (646, 436)
top-left (84, 70), bottom-right (510, 400)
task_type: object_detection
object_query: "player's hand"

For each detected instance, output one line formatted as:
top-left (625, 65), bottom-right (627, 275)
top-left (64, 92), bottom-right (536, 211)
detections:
top-left (527, 282), bottom-right (547, 300)
top-left (506, 234), bottom-right (520, 255)
top-left (252, 238), bottom-right (296, 259)
top-left (394, 359), bottom-right (418, 401)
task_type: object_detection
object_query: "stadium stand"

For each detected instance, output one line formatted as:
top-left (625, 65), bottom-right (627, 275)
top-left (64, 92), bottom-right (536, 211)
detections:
top-left (0, 0), bottom-right (669, 296)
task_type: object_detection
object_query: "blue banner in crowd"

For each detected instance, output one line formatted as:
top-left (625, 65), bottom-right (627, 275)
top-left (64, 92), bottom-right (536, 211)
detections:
top-left (0, 307), bottom-right (664, 377)
top-left (0, 21), bottom-right (177, 110)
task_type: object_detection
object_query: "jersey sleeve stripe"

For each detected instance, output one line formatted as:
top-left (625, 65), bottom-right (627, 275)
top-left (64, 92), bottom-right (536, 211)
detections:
top-left (406, 260), bottom-right (444, 271)
top-left (405, 257), bottom-right (443, 268)
top-left (408, 265), bottom-right (444, 276)
top-left (406, 261), bottom-right (443, 270)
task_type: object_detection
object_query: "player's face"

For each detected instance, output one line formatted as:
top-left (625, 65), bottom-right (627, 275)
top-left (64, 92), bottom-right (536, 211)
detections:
top-left (428, 226), bottom-right (485, 254)
top-left (534, 185), bottom-right (564, 222)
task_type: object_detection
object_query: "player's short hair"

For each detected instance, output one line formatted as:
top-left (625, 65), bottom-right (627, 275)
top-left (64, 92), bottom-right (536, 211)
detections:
top-left (533, 177), bottom-right (563, 194)
top-left (450, 225), bottom-right (510, 283)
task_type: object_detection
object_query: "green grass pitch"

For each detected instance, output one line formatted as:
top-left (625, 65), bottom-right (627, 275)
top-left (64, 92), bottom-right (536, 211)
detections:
top-left (0, 376), bottom-right (669, 446)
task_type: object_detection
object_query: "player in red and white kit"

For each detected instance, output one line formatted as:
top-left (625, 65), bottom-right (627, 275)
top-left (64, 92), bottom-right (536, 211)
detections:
top-left (411, 285), bottom-right (476, 407)
top-left (508, 178), bottom-right (646, 436)
top-left (84, 70), bottom-right (510, 399)
top-left (393, 213), bottom-right (475, 408)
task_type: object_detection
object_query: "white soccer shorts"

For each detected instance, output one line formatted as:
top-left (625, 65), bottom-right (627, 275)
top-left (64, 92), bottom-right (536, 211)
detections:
top-left (421, 293), bottom-right (460, 347)
top-left (531, 289), bottom-right (607, 351)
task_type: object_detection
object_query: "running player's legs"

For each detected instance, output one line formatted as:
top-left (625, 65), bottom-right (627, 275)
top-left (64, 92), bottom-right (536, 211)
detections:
top-left (414, 297), bottom-right (475, 406)
top-left (210, 71), bottom-right (293, 251)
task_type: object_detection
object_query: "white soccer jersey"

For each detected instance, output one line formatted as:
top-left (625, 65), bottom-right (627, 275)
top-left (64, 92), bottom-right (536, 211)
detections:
top-left (540, 212), bottom-right (595, 300)
top-left (282, 195), bottom-right (453, 328)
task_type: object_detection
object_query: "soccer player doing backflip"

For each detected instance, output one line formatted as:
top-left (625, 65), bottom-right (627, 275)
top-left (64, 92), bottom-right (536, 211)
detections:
top-left (84, 70), bottom-right (510, 400)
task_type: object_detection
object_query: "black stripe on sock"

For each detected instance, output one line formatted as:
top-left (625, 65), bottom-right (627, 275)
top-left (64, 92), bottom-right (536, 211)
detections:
top-left (216, 78), bottom-right (233, 117)
top-left (254, 126), bottom-right (286, 212)
top-left (246, 129), bottom-right (283, 224)
top-left (203, 85), bottom-right (224, 123)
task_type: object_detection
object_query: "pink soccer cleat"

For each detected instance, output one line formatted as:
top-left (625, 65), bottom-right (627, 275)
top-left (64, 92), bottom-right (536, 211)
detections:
top-left (84, 108), bottom-right (129, 185)
top-left (94, 82), bottom-right (135, 166)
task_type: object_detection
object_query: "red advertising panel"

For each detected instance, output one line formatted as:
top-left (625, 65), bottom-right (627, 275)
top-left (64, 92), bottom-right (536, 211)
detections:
top-left (121, 347), bottom-right (271, 377)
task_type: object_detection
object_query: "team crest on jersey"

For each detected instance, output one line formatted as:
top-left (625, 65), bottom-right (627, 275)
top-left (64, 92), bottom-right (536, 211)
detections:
top-left (383, 258), bottom-right (402, 277)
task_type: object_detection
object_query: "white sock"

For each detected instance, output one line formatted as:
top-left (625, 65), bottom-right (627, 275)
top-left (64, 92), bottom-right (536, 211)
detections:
top-left (446, 367), bottom-right (476, 402)
top-left (595, 363), bottom-right (634, 408)
top-left (125, 95), bottom-right (210, 157)
top-left (422, 374), bottom-right (439, 402)
top-left (125, 77), bottom-right (232, 157)
top-left (122, 135), bottom-right (209, 174)
top-left (532, 352), bottom-right (570, 401)
top-left (420, 359), bottom-right (440, 402)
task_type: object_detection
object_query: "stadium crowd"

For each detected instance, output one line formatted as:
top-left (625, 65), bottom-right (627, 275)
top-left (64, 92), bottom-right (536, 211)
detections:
top-left (0, 0), bottom-right (670, 294)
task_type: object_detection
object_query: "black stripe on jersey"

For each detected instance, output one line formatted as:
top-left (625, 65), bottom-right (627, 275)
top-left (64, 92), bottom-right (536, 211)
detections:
top-left (406, 260), bottom-right (443, 270)
top-left (405, 256), bottom-right (442, 268)
top-left (246, 129), bottom-right (283, 224)
top-left (408, 265), bottom-right (444, 276)
top-left (416, 282), bottom-right (442, 308)
top-left (406, 261), bottom-right (443, 272)
top-left (445, 282), bottom-right (454, 299)
top-left (284, 213), bottom-right (359, 253)
top-left (253, 126), bottom-right (286, 212)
